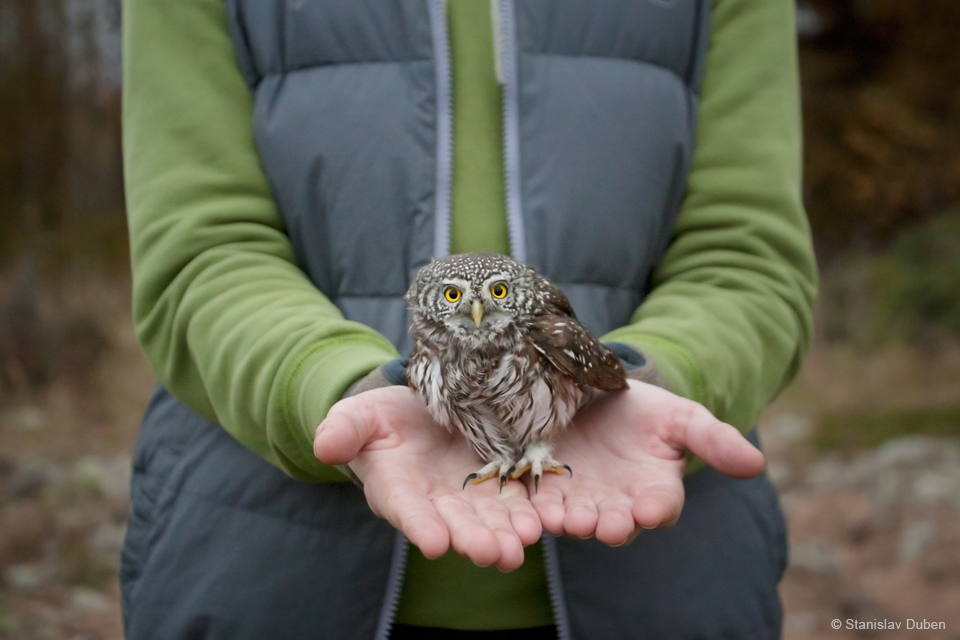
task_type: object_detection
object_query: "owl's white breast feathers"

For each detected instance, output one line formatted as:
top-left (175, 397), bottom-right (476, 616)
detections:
top-left (408, 345), bottom-right (582, 461)
top-left (408, 358), bottom-right (450, 428)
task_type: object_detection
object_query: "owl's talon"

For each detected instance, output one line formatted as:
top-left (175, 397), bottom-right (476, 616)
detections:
top-left (509, 461), bottom-right (531, 479)
top-left (463, 460), bottom-right (511, 489)
top-left (459, 454), bottom-right (569, 492)
top-left (540, 463), bottom-right (572, 477)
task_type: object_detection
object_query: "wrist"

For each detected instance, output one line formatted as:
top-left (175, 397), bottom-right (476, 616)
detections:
top-left (343, 358), bottom-right (410, 398)
top-left (604, 339), bottom-right (709, 477)
top-left (602, 333), bottom-right (704, 404)
top-left (274, 338), bottom-right (398, 481)
top-left (604, 342), bottom-right (671, 391)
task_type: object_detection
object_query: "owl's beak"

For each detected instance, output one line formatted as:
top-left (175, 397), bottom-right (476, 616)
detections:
top-left (471, 299), bottom-right (484, 327)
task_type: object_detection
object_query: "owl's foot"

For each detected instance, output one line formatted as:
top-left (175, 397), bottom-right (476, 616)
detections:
top-left (463, 459), bottom-right (518, 493)
top-left (510, 442), bottom-right (572, 493)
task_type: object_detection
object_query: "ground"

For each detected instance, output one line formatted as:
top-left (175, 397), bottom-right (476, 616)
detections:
top-left (766, 343), bottom-right (960, 640)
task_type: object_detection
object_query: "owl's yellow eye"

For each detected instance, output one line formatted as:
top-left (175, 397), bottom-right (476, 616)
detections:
top-left (490, 283), bottom-right (508, 299)
top-left (444, 287), bottom-right (462, 303)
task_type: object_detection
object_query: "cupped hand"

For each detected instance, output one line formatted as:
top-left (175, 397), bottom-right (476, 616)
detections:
top-left (531, 380), bottom-right (765, 546)
top-left (313, 386), bottom-right (542, 572)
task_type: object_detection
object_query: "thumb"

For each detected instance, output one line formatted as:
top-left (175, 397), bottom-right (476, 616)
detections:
top-left (313, 402), bottom-right (376, 465)
top-left (679, 404), bottom-right (766, 480)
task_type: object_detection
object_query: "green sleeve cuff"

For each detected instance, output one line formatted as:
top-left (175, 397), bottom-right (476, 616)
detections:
top-left (601, 332), bottom-right (711, 476)
top-left (271, 338), bottom-right (398, 482)
top-left (601, 331), bottom-right (706, 405)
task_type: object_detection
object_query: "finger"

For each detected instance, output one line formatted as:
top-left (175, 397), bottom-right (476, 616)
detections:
top-left (313, 404), bottom-right (375, 465)
top-left (677, 404), bottom-right (766, 479)
top-left (616, 527), bottom-right (643, 547)
top-left (528, 480), bottom-right (566, 536)
top-left (493, 529), bottom-right (524, 572)
top-left (470, 496), bottom-right (526, 572)
top-left (433, 495), bottom-right (501, 568)
top-left (595, 496), bottom-right (636, 546)
top-left (374, 479), bottom-right (450, 559)
top-left (501, 493), bottom-right (543, 547)
top-left (632, 483), bottom-right (684, 530)
top-left (562, 493), bottom-right (599, 539)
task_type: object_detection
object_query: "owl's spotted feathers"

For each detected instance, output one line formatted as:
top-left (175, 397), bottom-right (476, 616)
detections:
top-left (405, 253), bottom-right (627, 489)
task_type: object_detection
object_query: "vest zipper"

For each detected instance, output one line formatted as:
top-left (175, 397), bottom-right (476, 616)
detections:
top-left (374, 4), bottom-right (452, 635)
top-left (493, 0), bottom-right (527, 263)
top-left (495, 1), bottom-right (569, 634)
top-left (380, 4), bottom-right (563, 638)
top-left (374, 531), bottom-right (410, 640)
top-left (542, 533), bottom-right (573, 640)
top-left (429, 0), bottom-right (454, 259)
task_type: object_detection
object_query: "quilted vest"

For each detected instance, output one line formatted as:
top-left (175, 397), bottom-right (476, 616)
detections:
top-left (226, 0), bottom-right (709, 353)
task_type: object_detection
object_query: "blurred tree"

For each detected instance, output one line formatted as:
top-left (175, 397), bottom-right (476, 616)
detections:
top-left (801, 0), bottom-right (960, 258)
top-left (2, 0), bottom-right (959, 268)
top-left (0, 0), bottom-right (68, 256)
top-left (0, 0), bottom-right (124, 269)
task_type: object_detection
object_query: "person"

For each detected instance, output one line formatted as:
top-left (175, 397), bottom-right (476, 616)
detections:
top-left (120, 0), bottom-right (817, 637)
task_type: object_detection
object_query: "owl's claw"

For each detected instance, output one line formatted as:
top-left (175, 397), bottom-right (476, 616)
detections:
top-left (509, 461), bottom-right (531, 479)
top-left (531, 464), bottom-right (572, 494)
top-left (511, 443), bottom-right (572, 493)
top-left (462, 460), bottom-right (514, 490)
top-left (463, 456), bottom-right (569, 493)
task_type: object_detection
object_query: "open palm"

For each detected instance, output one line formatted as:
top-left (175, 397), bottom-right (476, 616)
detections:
top-left (530, 380), bottom-right (766, 546)
top-left (314, 386), bottom-right (542, 572)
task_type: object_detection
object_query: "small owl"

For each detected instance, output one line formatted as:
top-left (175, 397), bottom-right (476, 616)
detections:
top-left (405, 253), bottom-right (627, 491)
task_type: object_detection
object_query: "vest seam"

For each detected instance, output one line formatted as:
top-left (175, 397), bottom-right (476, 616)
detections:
top-left (168, 487), bottom-right (373, 534)
top-left (257, 57), bottom-right (432, 81)
top-left (685, 0), bottom-right (711, 92)
top-left (521, 50), bottom-right (694, 87)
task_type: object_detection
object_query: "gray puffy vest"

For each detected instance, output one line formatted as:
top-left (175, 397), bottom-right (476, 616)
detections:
top-left (121, 1), bottom-right (788, 638)
top-left (227, 0), bottom-right (708, 352)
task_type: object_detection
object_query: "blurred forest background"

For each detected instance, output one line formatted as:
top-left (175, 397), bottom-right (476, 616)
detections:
top-left (1, 0), bottom-right (959, 638)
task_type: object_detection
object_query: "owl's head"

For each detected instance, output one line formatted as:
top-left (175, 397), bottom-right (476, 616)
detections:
top-left (405, 253), bottom-right (543, 345)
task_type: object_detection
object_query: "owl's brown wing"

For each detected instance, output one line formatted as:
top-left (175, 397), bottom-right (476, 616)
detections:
top-left (528, 315), bottom-right (628, 392)
top-left (533, 274), bottom-right (577, 317)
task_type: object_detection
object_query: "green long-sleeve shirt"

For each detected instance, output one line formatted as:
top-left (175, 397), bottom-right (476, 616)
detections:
top-left (123, 0), bottom-right (816, 630)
